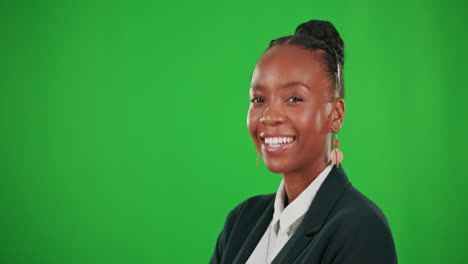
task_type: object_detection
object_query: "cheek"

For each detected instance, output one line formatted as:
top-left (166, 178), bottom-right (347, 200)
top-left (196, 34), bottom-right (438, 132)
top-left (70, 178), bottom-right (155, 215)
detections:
top-left (314, 110), bottom-right (329, 133)
top-left (294, 105), bottom-right (329, 134)
top-left (315, 106), bottom-right (330, 134)
top-left (247, 107), bottom-right (259, 137)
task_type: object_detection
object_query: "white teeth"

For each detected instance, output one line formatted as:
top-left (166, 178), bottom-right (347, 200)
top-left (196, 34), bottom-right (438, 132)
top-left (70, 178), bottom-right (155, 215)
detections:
top-left (264, 137), bottom-right (294, 147)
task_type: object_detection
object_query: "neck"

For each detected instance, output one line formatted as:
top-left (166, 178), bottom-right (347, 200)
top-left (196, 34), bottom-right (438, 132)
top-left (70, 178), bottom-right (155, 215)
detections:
top-left (282, 157), bottom-right (329, 204)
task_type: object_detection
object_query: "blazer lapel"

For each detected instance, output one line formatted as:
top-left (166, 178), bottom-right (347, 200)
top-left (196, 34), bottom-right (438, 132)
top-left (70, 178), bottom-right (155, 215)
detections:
top-left (271, 165), bottom-right (351, 264)
top-left (232, 198), bottom-right (274, 264)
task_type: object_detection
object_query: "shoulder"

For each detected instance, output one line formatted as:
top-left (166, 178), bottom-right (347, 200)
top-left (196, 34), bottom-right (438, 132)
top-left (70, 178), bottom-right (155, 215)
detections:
top-left (209, 193), bottom-right (275, 263)
top-left (220, 193), bottom-right (275, 238)
top-left (321, 184), bottom-right (397, 263)
top-left (330, 184), bottom-right (391, 228)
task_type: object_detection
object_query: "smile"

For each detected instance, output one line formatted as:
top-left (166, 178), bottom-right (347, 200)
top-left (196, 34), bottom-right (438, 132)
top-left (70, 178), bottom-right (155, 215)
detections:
top-left (260, 136), bottom-right (296, 154)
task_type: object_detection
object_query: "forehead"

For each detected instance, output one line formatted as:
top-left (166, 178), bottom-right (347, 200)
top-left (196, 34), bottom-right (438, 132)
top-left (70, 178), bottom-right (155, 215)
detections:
top-left (251, 45), bottom-right (329, 89)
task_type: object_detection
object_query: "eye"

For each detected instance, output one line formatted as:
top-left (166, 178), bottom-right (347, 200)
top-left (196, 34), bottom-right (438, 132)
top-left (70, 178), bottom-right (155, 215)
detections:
top-left (250, 97), bottom-right (265, 103)
top-left (287, 96), bottom-right (303, 103)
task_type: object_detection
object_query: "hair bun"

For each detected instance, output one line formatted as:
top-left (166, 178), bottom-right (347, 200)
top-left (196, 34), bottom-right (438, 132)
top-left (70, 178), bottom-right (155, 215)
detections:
top-left (295, 20), bottom-right (344, 65)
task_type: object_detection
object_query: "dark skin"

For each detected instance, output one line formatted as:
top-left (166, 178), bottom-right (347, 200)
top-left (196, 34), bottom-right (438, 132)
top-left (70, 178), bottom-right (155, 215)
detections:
top-left (247, 44), bottom-right (345, 205)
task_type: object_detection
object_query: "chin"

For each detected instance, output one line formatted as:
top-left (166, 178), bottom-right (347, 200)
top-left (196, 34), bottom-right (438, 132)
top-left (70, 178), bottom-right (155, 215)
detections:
top-left (263, 159), bottom-right (295, 174)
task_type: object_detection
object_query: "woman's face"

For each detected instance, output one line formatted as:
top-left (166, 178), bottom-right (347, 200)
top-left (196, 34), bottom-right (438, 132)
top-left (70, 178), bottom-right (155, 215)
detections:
top-left (247, 44), bottom-right (338, 174)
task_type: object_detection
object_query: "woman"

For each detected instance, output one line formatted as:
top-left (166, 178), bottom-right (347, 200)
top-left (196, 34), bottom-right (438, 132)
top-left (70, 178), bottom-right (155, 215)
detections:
top-left (209, 20), bottom-right (397, 264)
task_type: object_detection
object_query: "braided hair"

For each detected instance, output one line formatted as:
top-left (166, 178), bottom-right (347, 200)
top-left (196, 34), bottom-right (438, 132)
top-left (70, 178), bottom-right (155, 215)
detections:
top-left (267, 20), bottom-right (345, 99)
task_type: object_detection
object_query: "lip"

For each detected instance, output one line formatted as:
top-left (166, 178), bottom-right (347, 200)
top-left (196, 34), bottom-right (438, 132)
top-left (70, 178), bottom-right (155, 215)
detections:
top-left (259, 132), bottom-right (296, 138)
top-left (259, 133), bottom-right (297, 154)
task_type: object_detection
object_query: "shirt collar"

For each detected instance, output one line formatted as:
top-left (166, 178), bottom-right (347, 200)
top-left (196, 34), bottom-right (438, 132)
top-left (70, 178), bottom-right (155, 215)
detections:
top-left (272, 162), bottom-right (334, 234)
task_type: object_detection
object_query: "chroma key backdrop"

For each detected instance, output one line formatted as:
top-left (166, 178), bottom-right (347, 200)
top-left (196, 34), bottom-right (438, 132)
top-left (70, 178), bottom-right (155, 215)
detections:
top-left (1, 0), bottom-right (467, 263)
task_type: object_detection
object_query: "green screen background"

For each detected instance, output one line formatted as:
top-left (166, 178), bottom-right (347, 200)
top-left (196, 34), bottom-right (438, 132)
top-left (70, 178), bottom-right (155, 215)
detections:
top-left (1, 0), bottom-right (467, 263)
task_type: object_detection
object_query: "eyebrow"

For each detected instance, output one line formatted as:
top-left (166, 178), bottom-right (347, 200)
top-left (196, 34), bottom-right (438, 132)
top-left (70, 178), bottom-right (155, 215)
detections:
top-left (250, 81), bottom-right (310, 90)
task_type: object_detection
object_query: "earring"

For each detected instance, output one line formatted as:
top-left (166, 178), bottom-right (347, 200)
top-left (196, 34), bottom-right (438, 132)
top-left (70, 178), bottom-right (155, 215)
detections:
top-left (256, 151), bottom-right (260, 167)
top-left (331, 132), bottom-right (344, 168)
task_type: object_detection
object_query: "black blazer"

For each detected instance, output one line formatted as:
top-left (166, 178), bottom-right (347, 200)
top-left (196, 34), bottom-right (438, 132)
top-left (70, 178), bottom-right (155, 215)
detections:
top-left (209, 165), bottom-right (397, 264)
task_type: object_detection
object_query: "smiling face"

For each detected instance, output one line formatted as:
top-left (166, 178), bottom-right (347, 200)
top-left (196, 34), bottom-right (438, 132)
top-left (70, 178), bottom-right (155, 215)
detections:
top-left (248, 44), bottom-right (339, 174)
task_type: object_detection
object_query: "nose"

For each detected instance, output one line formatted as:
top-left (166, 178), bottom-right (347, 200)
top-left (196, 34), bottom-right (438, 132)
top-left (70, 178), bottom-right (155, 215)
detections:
top-left (260, 105), bottom-right (287, 126)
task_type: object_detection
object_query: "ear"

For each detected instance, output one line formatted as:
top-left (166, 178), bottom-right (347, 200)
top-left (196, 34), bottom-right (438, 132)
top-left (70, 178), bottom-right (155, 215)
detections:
top-left (330, 98), bottom-right (345, 133)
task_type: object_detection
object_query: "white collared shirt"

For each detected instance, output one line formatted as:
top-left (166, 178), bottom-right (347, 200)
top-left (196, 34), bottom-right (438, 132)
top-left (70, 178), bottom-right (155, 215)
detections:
top-left (246, 163), bottom-right (334, 264)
